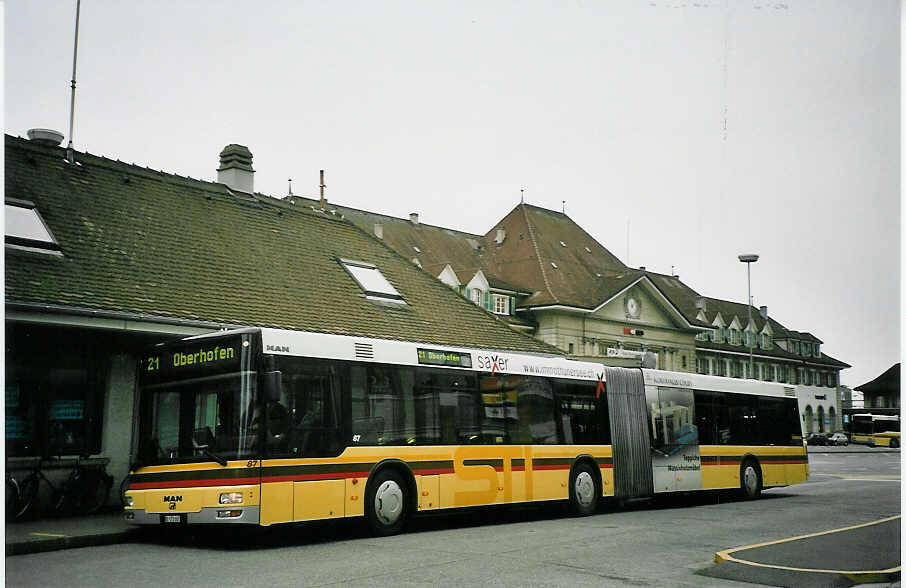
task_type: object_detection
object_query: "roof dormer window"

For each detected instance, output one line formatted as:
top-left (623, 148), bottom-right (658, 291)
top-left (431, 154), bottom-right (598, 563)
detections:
top-left (340, 259), bottom-right (405, 304)
top-left (5, 199), bottom-right (61, 254)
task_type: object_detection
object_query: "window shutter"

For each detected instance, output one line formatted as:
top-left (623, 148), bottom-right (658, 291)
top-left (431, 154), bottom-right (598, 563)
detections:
top-left (483, 290), bottom-right (490, 310)
top-left (510, 296), bottom-right (516, 315)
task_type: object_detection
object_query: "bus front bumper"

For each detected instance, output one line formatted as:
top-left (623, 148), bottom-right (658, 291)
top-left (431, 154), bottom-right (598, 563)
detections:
top-left (124, 505), bottom-right (260, 525)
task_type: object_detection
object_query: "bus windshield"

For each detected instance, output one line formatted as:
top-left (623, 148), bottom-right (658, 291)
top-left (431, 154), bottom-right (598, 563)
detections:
top-left (137, 373), bottom-right (257, 465)
top-left (136, 333), bottom-right (258, 466)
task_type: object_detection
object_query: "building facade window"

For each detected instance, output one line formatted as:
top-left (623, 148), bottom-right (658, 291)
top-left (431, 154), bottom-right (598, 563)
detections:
top-left (729, 329), bottom-right (740, 345)
top-left (492, 294), bottom-right (509, 315)
top-left (6, 324), bottom-right (107, 457)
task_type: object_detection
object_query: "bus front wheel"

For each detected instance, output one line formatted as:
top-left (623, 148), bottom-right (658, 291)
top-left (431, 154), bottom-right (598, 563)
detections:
top-left (740, 460), bottom-right (762, 500)
top-left (889, 438), bottom-right (899, 449)
top-left (366, 469), bottom-right (409, 536)
top-left (568, 462), bottom-right (599, 516)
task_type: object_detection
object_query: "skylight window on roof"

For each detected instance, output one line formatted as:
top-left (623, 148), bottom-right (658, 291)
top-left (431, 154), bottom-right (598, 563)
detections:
top-left (341, 259), bottom-right (405, 304)
top-left (5, 200), bottom-right (61, 253)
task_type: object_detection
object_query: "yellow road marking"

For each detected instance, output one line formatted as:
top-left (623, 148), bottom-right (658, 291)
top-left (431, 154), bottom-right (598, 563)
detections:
top-left (714, 515), bottom-right (901, 575)
top-left (29, 532), bottom-right (66, 538)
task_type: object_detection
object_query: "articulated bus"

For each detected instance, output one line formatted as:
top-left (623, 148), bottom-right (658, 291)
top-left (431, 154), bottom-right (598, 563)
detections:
top-left (850, 414), bottom-right (900, 448)
top-left (123, 327), bottom-right (807, 535)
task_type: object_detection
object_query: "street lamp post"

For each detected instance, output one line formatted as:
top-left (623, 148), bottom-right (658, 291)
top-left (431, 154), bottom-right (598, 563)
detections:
top-left (738, 254), bottom-right (759, 379)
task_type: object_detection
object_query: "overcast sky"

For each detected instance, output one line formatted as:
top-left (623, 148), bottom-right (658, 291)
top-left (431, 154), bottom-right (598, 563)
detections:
top-left (5, 1), bottom-right (899, 390)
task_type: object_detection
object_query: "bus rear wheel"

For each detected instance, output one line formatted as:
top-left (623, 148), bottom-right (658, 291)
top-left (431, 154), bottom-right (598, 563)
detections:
top-left (739, 460), bottom-right (762, 500)
top-left (366, 469), bottom-right (409, 536)
top-left (569, 463), bottom-right (599, 516)
top-left (889, 438), bottom-right (899, 449)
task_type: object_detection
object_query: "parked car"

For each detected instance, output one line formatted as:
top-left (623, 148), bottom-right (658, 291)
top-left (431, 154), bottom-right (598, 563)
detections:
top-left (806, 432), bottom-right (829, 446)
top-left (828, 432), bottom-right (849, 446)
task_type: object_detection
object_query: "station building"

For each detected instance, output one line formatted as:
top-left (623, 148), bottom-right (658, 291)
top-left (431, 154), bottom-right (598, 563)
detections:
top-left (4, 133), bottom-right (561, 502)
top-left (288, 198), bottom-right (850, 433)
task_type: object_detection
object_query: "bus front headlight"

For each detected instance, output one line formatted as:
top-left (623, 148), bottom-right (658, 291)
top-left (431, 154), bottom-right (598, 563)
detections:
top-left (219, 492), bottom-right (243, 504)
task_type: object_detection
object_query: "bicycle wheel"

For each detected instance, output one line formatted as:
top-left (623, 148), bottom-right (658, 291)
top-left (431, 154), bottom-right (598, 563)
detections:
top-left (80, 472), bottom-right (112, 515)
top-left (15, 473), bottom-right (39, 520)
top-left (53, 471), bottom-right (79, 516)
top-left (6, 475), bottom-right (20, 519)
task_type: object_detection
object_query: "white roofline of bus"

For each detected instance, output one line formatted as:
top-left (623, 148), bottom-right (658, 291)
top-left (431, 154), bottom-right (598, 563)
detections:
top-left (257, 327), bottom-right (604, 381)
top-left (642, 368), bottom-right (798, 398)
top-left (163, 327), bottom-right (802, 396)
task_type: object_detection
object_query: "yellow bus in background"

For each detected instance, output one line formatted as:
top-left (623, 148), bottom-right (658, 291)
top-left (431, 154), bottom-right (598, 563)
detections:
top-left (851, 414), bottom-right (900, 448)
top-left (123, 327), bottom-right (807, 535)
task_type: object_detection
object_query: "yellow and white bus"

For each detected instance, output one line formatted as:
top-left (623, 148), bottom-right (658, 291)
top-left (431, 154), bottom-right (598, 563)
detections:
top-left (850, 414), bottom-right (900, 448)
top-left (123, 327), bottom-right (808, 535)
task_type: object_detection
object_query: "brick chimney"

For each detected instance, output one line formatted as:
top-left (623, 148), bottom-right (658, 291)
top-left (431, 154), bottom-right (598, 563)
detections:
top-left (217, 144), bottom-right (254, 193)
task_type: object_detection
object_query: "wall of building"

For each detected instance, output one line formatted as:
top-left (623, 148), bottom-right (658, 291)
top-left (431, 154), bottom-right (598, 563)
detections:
top-left (798, 385), bottom-right (842, 433)
top-left (533, 307), bottom-right (697, 372)
top-left (101, 353), bottom-right (138, 493)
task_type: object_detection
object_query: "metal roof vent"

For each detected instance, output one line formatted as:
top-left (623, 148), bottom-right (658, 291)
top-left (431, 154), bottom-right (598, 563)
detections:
top-left (27, 128), bottom-right (64, 146)
top-left (354, 342), bottom-right (374, 360)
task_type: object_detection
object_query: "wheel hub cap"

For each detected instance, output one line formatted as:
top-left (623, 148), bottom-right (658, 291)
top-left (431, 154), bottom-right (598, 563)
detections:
top-left (744, 467), bottom-right (758, 493)
top-left (374, 480), bottom-right (403, 525)
top-left (575, 471), bottom-right (594, 506)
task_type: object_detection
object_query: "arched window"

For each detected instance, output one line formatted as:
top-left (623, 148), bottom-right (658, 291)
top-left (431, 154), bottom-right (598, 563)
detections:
top-left (817, 405), bottom-right (825, 433)
top-left (804, 405), bottom-right (813, 434)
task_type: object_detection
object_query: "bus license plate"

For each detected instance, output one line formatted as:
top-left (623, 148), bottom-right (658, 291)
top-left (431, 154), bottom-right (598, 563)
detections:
top-left (163, 515), bottom-right (181, 524)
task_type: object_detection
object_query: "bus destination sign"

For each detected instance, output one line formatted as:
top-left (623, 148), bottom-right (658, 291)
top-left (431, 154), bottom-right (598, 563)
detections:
top-left (140, 337), bottom-right (246, 385)
top-left (417, 348), bottom-right (472, 368)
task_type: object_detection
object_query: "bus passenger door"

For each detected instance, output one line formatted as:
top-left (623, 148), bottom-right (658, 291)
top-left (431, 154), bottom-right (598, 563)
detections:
top-left (648, 386), bottom-right (702, 493)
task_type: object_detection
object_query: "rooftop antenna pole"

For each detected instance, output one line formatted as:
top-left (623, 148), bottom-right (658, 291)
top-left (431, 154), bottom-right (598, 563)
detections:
top-left (520, 188), bottom-right (524, 204)
top-left (626, 218), bottom-right (630, 265)
top-left (319, 169), bottom-right (326, 209)
top-left (562, 200), bottom-right (566, 214)
top-left (66, 0), bottom-right (82, 164)
top-left (288, 178), bottom-right (293, 196)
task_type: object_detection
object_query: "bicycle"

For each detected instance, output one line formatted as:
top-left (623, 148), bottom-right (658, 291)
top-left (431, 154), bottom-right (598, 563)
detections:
top-left (15, 454), bottom-right (113, 519)
top-left (57, 455), bottom-right (113, 516)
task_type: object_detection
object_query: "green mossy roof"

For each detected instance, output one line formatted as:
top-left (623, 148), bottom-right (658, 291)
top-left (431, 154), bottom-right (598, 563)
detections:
top-left (4, 135), bottom-right (561, 356)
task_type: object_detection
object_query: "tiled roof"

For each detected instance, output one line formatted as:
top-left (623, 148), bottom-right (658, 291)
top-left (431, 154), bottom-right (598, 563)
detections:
top-left (487, 204), bottom-right (630, 308)
top-left (4, 135), bottom-right (562, 356)
top-left (855, 363), bottom-right (900, 393)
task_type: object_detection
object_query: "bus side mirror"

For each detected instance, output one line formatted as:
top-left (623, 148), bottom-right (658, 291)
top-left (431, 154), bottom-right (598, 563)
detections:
top-left (262, 371), bottom-right (283, 402)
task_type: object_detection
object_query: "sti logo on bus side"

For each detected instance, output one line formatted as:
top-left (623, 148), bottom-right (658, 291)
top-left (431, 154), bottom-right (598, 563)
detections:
top-left (266, 345), bottom-right (290, 353)
top-left (476, 355), bottom-right (508, 374)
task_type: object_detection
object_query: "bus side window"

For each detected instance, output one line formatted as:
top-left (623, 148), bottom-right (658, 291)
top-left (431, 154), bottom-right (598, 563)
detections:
top-left (269, 358), bottom-right (342, 458)
top-left (554, 379), bottom-right (609, 445)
